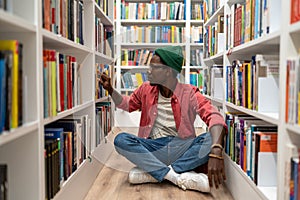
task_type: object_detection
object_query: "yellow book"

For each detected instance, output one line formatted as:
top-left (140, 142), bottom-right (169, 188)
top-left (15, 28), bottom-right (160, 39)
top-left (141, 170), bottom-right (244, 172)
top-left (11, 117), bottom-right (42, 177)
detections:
top-left (135, 73), bottom-right (143, 86)
top-left (0, 40), bottom-right (19, 128)
top-left (171, 26), bottom-right (175, 43)
top-left (245, 0), bottom-right (252, 42)
top-left (50, 50), bottom-right (57, 116)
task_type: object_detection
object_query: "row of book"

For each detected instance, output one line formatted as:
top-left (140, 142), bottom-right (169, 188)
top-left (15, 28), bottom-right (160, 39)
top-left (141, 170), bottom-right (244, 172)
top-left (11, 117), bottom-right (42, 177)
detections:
top-left (121, 49), bottom-right (154, 67)
top-left (42, 0), bottom-right (84, 45)
top-left (95, 17), bottom-right (113, 57)
top-left (43, 49), bottom-right (82, 118)
top-left (191, 2), bottom-right (205, 20)
top-left (0, 40), bottom-right (23, 133)
top-left (201, 66), bottom-right (224, 100)
top-left (44, 115), bottom-right (91, 199)
top-left (226, 54), bottom-right (279, 113)
top-left (205, 0), bottom-right (223, 20)
top-left (95, 102), bottom-right (112, 146)
top-left (95, 0), bottom-right (110, 17)
top-left (95, 63), bottom-right (111, 100)
top-left (120, 47), bottom-right (204, 68)
top-left (121, 1), bottom-right (185, 20)
top-left (225, 0), bottom-right (280, 50)
top-left (286, 56), bottom-right (300, 125)
top-left (203, 15), bottom-right (224, 58)
top-left (190, 26), bottom-right (203, 43)
top-left (190, 49), bottom-right (204, 67)
top-left (225, 113), bottom-right (278, 186)
top-left (0, 164), bottom-right (7, 200)
top-left (190, 71), bottom-right (203, 91)
top-left (121, 71), bottom-right (148, 89)
top-left (120, 26), bottom-right (186, 44)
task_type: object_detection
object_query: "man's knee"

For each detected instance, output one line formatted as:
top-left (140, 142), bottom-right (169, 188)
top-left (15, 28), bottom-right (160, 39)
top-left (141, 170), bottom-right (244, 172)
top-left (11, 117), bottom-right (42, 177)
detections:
top-left (114, 132), bottom-right (129, 148)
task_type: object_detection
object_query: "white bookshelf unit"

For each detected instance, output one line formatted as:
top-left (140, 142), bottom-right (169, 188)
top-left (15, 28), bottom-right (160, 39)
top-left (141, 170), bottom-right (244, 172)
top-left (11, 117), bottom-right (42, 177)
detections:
top-left (114, 0), bottom-right (205, 127)
top-left (203, 0), bottom-right (300, 199)
top-left (0, 0), bottom-right (114, 199)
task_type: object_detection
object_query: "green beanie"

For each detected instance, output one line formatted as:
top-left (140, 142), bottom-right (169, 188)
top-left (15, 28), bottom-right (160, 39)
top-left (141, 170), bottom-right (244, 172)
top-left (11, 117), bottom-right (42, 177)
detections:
top-left (154, 46), bottom-right (184, 73)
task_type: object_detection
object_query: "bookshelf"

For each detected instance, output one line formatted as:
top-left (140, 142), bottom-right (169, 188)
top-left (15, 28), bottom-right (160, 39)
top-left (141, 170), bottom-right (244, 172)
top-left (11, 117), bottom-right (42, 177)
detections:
top-left (203, 0), bottom-right (300, 199)
top-left (114, 0), bottom-right (205, 127)
top-left (0, 0), bottom-right (114, 199)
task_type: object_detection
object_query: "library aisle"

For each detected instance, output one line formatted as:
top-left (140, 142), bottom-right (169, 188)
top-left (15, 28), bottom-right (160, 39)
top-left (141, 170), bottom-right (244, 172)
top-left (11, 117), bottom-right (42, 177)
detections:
top-left (84, 127), bottom-right (234, 200)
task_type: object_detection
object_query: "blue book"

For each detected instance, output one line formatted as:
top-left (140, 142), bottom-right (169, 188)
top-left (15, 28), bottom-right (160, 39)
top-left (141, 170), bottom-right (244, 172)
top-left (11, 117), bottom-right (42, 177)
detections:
top-left (49, 121), bottom-right (78, 173)
top-left (0, 52), bottom-right (6, 133)
top-left (45, 127), bottom-right (64, 184)
top-left (43, 50), bottom-right (49, 118)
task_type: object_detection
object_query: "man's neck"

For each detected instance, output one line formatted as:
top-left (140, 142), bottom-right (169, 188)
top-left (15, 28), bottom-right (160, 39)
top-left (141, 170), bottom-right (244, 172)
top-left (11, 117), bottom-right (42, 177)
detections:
top-left (158, 79), bottom-right (177, 98)
top-left (159, 86), bottom-right (173, 98)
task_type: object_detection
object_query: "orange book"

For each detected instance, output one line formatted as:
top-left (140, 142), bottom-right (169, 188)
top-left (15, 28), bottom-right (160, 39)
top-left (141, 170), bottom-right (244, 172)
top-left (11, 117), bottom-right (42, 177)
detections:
top-left (255, 132), bottom-right (278, 153)
top-left (291, 0), bottom-right (300, 24)
top-left (43, 0), bottom-right (51, 30)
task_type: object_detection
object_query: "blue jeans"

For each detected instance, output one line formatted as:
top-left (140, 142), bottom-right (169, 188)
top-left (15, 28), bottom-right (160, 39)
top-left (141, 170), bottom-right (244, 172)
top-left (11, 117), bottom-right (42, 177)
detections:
top-left (114, 132), bottom-right (212, 182)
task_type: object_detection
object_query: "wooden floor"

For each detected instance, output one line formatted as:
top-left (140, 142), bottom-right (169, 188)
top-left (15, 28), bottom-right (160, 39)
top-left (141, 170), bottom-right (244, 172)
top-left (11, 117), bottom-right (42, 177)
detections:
top-left (84, 128), bottom-right (234, 200)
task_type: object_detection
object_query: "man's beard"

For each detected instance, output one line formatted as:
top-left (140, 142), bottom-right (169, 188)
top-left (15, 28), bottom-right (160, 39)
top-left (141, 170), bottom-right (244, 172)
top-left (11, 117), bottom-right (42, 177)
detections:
top-left (150, 83), bottom-right (159, 86)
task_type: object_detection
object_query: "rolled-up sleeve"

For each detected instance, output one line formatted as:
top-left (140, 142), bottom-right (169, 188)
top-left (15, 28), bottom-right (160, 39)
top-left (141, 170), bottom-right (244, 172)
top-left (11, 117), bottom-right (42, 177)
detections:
top-left (193, 91), bottom-right (227, 133)
top-left (116, 85), bottom-right (143, 112)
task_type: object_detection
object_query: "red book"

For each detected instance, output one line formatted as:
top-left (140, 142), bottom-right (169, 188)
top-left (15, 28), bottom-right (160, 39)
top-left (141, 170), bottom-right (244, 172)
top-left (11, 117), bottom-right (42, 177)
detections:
top-left (59, 54), bottom-right (64, 111)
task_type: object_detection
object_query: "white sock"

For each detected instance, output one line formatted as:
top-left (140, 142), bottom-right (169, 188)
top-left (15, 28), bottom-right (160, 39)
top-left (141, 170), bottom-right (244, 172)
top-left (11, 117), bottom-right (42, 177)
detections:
top-left (164, 166), bottom-right (180, 185)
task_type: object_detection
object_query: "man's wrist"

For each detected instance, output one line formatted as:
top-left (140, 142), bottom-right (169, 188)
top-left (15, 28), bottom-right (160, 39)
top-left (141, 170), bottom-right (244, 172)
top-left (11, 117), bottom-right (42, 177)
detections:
top-left (210, 146), bottom-right (223, 156)
top-left (108, 87), bottom-right (114, 95)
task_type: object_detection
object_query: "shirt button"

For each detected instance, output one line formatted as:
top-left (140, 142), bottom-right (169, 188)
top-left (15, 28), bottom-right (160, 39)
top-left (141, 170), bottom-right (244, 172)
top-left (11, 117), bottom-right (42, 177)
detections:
top-left (153, 112), bottom-right (156, 115)
top-left (148, 125), bottom-right (151, 128)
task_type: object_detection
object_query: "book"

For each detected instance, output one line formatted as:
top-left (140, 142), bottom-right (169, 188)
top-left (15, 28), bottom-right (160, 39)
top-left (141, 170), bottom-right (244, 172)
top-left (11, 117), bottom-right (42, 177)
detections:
top-left (0, 164), bottom-right (7, 200)
top-left (283, 143), bottom-right (299, 199)
top-left (0, 40), bottom-right (22, 128)
top-left (0, 52), bottom-right (6, 133)
top-left (45, 139), bottom-right (60, 198)
top-left (17, 43), bottom-right (23, 126)
top-left (253, 131), bottom-right (278, 186)
top-left (63, 115), bottom-right (89, 163)
top-left (49, 120), bottom-right (78, 173)
top-left (44, 128), bottom-right (64, 186)
top-left (43, 50), bottom-right (49, 118)
top-left (3, 51), bottom-right (12, 131)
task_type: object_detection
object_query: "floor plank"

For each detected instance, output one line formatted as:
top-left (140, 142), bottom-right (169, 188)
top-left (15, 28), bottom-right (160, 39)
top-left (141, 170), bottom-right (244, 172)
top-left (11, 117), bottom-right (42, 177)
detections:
top-left (84, 127), bottom-right (234, 200)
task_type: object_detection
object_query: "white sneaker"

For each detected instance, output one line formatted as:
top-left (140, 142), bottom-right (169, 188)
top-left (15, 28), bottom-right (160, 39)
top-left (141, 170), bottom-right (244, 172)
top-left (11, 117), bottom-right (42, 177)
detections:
top-left (176, 171), bottom-right (210, 193)
top-left (128, 167), bottom-right (158, 184)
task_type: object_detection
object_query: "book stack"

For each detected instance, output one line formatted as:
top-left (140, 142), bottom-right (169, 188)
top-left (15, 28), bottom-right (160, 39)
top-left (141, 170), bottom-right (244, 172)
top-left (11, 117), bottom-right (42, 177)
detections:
top-left (42, 0), bottom-right (84, 44)
top-left (286, 56), bottom-right (300, 125)
top-left (225, 113), bottom-right (278, 186)
top-left (121, 1), bottom-right (185, 20)
top-left (44, 115), bottom-right (91, 199)
top-left (95, 102), bottom-right (112, 146)
top-left (43, 49), bottom-right (81, 118)
top-left (225, 0), bottom-right (281, 50)
top-left (120, 26), bottom-right (186, 44)
top-left (226, 54), bottom-right (279, 112)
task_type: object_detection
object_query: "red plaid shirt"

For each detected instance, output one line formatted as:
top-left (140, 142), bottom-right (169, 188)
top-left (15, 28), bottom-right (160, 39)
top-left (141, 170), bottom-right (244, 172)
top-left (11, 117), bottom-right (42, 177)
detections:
top-left (117, 81), bottom-right (227, 139)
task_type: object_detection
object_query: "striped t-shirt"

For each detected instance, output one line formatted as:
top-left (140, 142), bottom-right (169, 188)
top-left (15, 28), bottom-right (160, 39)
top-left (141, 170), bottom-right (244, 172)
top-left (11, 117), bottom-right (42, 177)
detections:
top-left (149, 91), bottom-right (178, 139)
